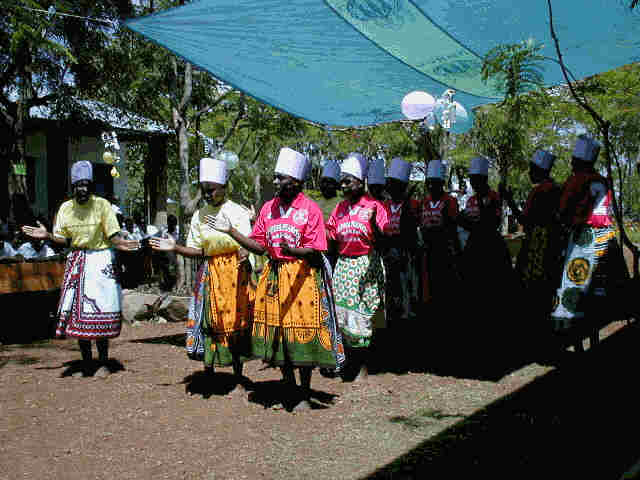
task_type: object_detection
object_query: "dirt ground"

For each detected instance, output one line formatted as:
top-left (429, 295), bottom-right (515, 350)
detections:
top-left (1, 319), bottom-right (639, 480)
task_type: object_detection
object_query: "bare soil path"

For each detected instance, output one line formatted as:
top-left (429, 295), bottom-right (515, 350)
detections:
top-left (1, 320), bottom-right (637, 480)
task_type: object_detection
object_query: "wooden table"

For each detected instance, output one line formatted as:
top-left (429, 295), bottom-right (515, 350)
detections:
top-left (0, 257), bottom-right (66, 295)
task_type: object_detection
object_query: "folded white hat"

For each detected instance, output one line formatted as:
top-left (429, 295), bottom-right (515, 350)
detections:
top-left (321, 159), bottom-right (341, 181)
top-left (469, 156), bottom-right (489, 176)
top-left (71, 161), bottom-right (93, 185)
top-left (275, 147), bottom-right (308, 180)
top-left (531, 150), bottom-right (556, 170)
top-left (367, 157), bottom-right (386, 185)
top-left (387, 157), bottom-right (412, 182)
top-left (426, 160), bottom-right (446, 180)
top-left (341, 152), bottom-right (368, 181)
top-left (199, 157), bottom-right (227, 184)
top-left (573, 135), bottom-right (601, 163)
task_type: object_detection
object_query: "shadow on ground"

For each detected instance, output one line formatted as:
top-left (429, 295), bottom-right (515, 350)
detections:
top-left (181, 369), bottom-right (338, 411)
top-left (131, 333), bottom-right (186, 347)
top-left (58, 358), bottom-right (126, 377)
top-left (362, 321), bottom-right (640, 479)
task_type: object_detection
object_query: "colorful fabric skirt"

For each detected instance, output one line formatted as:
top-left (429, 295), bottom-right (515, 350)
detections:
top-left (382, 246), bottom-right (419, 321)
top-left (185, 252), bottom-right (255, 367)
top-left (551, 225), bottom-right (628, 332)
top-left (251, 257), bottom-right (344, 370)
top-left (515, 225), bottom-right (564, 319)
top-left (56, 249), bottom-right (122, 340)
top-left (334, 253), bottom-right (385, 348)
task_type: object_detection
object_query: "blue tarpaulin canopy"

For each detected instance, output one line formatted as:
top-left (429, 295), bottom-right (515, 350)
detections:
top-left (125, 1), bottom-right (640, 127)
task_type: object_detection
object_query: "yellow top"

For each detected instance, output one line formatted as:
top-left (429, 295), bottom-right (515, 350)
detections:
top-left (53, 195), bottom-right (120, 249)
top-left (187, 200), bottom-right (252, 256)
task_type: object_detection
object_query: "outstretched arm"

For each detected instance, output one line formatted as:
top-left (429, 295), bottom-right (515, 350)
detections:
top-left (109, 233), bottom-right (141, 251)
top-left (205, 214), bottom-right (266, 255)
top-left (149, 236), bottom-right (203, 257)
top-left (22, 222), bottom-right (69, 247)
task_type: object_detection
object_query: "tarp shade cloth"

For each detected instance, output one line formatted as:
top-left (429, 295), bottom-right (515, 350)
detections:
top-left (125, 0), bottom-right (640, 127)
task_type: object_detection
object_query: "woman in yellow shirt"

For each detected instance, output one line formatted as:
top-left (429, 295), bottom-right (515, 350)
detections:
top-left (22, 161), bottom-right (139, 377)
top-left (150, 155), bottom-right (255, 396)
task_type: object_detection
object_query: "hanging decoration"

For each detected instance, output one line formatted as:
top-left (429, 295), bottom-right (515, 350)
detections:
top-left (401, 91), bottom-right (436, 120)
top-left (102, 131), bottom-right (121, 178)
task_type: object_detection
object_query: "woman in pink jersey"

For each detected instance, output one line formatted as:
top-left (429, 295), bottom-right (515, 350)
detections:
top-left (210, 147), bottom-right (343, 411)
top-left (327, 152), bottom-right (388, 382)
top-left (550, 136), bottom-right (628, 349)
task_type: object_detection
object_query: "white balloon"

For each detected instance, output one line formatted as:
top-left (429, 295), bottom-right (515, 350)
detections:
top-left (401, 91), bottom-right (436, 120)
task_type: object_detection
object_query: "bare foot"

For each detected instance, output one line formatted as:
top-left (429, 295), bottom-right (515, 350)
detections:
top-left (292, 399), bottom-right (312, 412)
top-left (94, 366), bottom-right (111, 378)
top-left (353, 365), bottom-right (369, 384)
top-left (228, 383), bottom-right (249, 399)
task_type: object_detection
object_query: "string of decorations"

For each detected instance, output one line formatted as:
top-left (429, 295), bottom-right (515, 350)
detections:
top-left (17, 5), bottom-right (118, 27)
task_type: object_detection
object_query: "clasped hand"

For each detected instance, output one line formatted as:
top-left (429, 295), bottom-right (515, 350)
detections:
top-left (204, 214), bottom-right (231, 233)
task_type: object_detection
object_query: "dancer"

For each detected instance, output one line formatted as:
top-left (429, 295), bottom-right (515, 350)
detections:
top-left (22, 161), bottom-right (139, 377)
top-left (210, 147), bottom-right (343, 410)
top-left (150, 154), bottom-right (255, 395)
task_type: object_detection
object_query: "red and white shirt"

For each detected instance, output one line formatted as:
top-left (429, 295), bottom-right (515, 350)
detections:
top-left (250, 192), bottom-right (327, 261)
top-left (327, 194), bottom-right (388, 256)
top-left (418, 193), bottom-right (459, 229)
top-left (463, 190), bottom-right (502, 223)
top-left (382, 199), bottom-right (411, 236)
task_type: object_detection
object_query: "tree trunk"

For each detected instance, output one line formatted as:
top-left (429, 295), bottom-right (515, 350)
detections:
top-left (148, 136), bottom-right (168, 228)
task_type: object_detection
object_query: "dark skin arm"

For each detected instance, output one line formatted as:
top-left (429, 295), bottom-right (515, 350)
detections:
top-left (279, 244), bottom-right (316, 260)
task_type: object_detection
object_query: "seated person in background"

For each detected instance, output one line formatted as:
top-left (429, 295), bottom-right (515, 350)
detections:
top-left (122, 217), bottom-right (143, 241)
top-left (16, 232), bottom-right (56, 259)
top-left (1, 225), bottom-right (17, 258)
top-left (167, 214), bottom-right (179, 240)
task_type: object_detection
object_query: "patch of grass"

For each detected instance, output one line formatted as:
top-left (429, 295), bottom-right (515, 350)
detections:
top-left (416, 408), bottom-right (466, 421)
top-left (0, 355), bottom-right (40, 368)
top-left (389, 416), bottom-right (424, 429)
top-left (390, 409), bottom-right (466, 430)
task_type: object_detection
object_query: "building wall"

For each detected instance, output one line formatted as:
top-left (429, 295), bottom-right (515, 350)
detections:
top-left (25, 131), bottom-right (129, 219)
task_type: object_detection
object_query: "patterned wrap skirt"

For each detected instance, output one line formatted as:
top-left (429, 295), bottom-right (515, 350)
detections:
top-left (56, 249), bottom-right (122, 340)
top-left (185, 252), bottom-right (255, 367)
top-left (251, 256), bottom-right (344, 370)
top-left (515, 225), bottom-right (564, 319)
top-left (551, 225), bottom-right (628, 332)
top-left (334, 253), bottom-right (385, 348)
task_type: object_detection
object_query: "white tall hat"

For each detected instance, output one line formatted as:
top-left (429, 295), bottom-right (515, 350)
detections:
top-left (274, 147), bottom-right (308, 180)
top-left (70, 161), bottom-right (93, 185)
top-left (321, 159), bottom-right (341, 181)
top-left (341, 152), bottom-right (368, 181)
top-left (426, 160), bottom-right (446, 180)
top-left (199, 157), bottom-right (227, 184)
top-left (367, 157), bottom-right (386, 185)
top-left (531, 150), bottom-right (556, 170)
top-left (573, 135), bottom-right (601, 163)
top-left (469, 156), bottom-right (489, 176)
top-left (387, 157), bottom-right (412, 182)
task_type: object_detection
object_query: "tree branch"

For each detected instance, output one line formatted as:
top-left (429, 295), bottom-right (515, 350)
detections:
top-left (221, 94), bottom-right (245, 147)
top-left (547, 0), bottom-right (639, 277)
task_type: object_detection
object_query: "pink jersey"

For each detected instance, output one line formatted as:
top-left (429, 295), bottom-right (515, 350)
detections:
top-left (250, 192), bottom-right (327, 261)
top-left (327, 194), bottom-right (388, 256)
